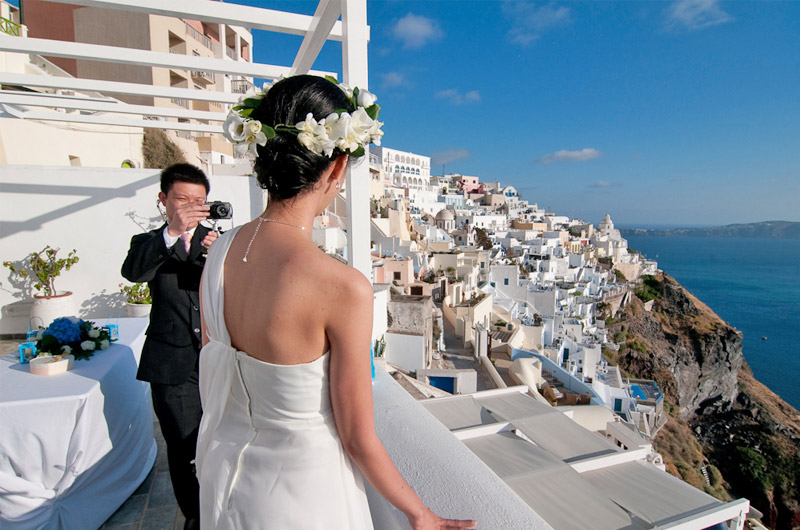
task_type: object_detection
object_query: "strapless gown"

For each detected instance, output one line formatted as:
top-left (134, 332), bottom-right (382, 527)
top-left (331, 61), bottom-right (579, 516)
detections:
top-left (196, 227), bottom-right (374, 530)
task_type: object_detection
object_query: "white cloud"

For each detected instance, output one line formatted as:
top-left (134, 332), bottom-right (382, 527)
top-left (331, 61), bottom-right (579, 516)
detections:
top-left (536, 148), bottom-right (603, 164)
top-left (502, 1), bottom-right (571, 46)
top-left (381, 71), bottom-right (408, 89)
top-left (666, 0), bottom-right (732, 30)
top-left (435, 89), bottom-right (481, 105)
top-left (431, 149), bottom-right (471, 167)
top-left (589, 180), bottom-right (622, 189)
top-left (392, 13), bottom-right (443, 49)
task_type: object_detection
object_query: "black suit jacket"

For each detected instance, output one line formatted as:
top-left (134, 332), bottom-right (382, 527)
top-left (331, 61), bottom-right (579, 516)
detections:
top-left (121, 223), bottom-right (211, 385)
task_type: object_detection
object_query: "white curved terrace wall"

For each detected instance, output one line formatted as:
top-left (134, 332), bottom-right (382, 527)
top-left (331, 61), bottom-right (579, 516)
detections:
top-left (367, 367), bottom-right (551, 529)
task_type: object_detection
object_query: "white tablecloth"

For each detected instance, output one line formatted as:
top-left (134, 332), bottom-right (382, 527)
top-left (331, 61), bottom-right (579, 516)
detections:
top-left (0, 318), bottom-right (157, 529)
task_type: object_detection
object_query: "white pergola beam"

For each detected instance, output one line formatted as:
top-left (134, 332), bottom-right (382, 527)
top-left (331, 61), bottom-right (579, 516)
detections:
top-left (2, 104), bottom-right (222, 133)
top-left (0, 72), bottom-right (240, 103)
top-left (291, 0), bottom-right (341, 75)
top-left (341, 0), bottom-right (371, 278)
top-left (0, 93), bottom-right (226, 121)
top-left (0, 35), bottom-right (335, 80)
top-left (40, 0), bottom-right (345, 40)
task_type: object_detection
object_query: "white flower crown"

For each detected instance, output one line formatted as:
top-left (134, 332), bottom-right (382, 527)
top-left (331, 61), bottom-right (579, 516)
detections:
top-left (222, 75), bottom-right (384, 158)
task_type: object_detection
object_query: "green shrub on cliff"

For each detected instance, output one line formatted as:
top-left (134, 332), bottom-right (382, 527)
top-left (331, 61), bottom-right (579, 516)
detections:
top-left (733, 446), bottom-right (771, 490)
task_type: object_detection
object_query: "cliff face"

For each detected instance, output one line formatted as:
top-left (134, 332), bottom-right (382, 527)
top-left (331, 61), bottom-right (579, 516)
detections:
top-left (607, 273), bottom-right (800, 529)
top-left (610, 274), bottom-right (743, 419)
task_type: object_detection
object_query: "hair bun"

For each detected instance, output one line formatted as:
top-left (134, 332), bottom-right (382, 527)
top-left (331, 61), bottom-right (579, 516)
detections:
top-left (250, 76), bottom-right (352, 201)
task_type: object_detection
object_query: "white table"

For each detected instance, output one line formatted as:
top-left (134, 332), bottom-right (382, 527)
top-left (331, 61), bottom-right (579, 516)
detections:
top-left (0, 318), bottom-right (157, 529)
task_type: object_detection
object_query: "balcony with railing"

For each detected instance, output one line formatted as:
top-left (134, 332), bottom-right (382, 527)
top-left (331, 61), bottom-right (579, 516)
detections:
top-left (1, 16), bottom-right (21, 37)
top-left (226, 46), bottom-right (237, 60)
top-left (184, 21), bottom-right (212, 50)
top-left (191, 69), bottom-right (215, 84)
top-left (231, 78), bottom-right (256, 94)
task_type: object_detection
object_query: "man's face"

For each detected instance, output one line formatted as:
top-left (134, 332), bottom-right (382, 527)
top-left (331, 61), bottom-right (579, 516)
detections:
top-left (158, 181), bottom-right (208, 228)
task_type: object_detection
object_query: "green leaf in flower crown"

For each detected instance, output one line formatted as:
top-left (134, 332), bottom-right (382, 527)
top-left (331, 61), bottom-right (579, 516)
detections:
top-left (324, 75), bottom-right (339, 85)
top-left (352, 86), bottom-right (360, 104)
top-left (233, 105), bottom-right (244, 111)
top-left (262, 125), bottom-right (276, 139)
top-left (239, 108), bottom-right (253, 118)
top-left (350, 146), bottom-right (365, 158)
top-left (365, 104), bottom-right (381, 120)
top-left (242, 97), bottom-right (262, 108)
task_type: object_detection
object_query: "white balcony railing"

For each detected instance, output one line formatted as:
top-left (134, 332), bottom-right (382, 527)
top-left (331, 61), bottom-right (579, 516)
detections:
top-left (184, 21), bottom-right (212, 50)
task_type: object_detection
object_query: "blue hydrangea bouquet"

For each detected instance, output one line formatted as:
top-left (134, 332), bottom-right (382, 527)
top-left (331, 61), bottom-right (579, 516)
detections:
top-left (34, 316), bottom-right (111, 361)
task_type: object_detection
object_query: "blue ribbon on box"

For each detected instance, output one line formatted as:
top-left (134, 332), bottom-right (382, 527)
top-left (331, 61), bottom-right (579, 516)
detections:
top-left (19, 342), bottom-right (37, 364)
top-left (103, 313), bottom-right (121, 342)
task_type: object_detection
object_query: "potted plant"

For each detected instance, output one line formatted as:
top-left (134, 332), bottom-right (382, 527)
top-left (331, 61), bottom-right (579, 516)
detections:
top-left (3, 246), bottom-right (79, 324)
top-left (119, 282), bottom-right (152, 317)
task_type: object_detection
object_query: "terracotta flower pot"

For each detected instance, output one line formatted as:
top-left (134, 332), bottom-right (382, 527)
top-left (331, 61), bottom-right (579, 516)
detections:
top-left (31, 291), bottom-right (78, 326)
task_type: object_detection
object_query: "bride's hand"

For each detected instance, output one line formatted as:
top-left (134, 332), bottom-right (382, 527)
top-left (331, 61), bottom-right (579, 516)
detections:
top-left (408, 508), bottom-right (476, 530)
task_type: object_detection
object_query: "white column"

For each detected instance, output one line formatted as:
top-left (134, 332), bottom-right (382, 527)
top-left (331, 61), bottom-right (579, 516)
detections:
top-left (341, 0), bottom-right (371, 280)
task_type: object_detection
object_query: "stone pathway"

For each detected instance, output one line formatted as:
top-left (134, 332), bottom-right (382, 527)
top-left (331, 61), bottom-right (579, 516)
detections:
top-left (0, 338), bottom-right (185, 530)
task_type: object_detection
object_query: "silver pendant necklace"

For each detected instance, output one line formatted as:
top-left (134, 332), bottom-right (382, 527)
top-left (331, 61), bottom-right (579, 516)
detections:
top-left (242, 216), bottom-right (306, 263)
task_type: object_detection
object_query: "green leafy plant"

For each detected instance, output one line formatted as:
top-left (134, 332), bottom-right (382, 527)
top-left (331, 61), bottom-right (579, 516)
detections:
top-left (3, 246), bottom-right (79, 297)
top-left (119, 282), bottom-right (152, 304)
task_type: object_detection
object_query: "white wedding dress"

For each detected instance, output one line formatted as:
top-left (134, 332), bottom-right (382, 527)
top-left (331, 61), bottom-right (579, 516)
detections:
top-left (196, 227), bottom-right (374, 530)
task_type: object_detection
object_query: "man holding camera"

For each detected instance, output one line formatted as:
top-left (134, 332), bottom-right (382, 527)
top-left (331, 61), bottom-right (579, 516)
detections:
top-left (121, 163), bottom-right (218, 530)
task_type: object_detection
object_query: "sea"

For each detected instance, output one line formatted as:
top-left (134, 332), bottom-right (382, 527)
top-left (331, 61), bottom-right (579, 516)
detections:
top-left (622, 233), bottom-right (800, 411)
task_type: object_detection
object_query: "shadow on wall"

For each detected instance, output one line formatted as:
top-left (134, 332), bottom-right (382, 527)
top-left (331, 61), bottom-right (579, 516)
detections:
top-left (125, 207), bottom-right (163, 233)
top-left (82, 289), bottom-right (127, 321)
top-left (0, 173), bottom-right (161, 238)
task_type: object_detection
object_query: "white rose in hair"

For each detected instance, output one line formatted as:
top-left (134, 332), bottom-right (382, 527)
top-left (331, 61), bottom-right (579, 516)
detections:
top-left (356, 89), bottom-right (377, 108)
top-left (61, 345), bottom-right (72, 354)
top-left (239, 119), bottom-right (267, 156)
top-left (99, 339), bottom-right (110, 350)
top-left (88, 328), bottom-right (100, 338)
top-left (350, 108), bottom-right (375, 144)
top-left (223, 112), bottom-right (247, 142)
top-left (81, 340), bottom-right (96, 351)
top-left (327, 112), bottom-right (361, 153)
top-left (297, 113), bottom-right (335, 157)
top-left (338, 83), bottom-right (354, 99)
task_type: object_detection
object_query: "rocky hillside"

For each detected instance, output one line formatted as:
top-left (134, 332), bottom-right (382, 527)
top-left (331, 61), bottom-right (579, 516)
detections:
top-left (605, 273), bottom-right (800, 529)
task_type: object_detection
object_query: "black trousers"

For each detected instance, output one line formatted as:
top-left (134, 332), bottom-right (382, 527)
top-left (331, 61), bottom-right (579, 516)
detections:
top-left (151, 369), bottom-right (202, 521)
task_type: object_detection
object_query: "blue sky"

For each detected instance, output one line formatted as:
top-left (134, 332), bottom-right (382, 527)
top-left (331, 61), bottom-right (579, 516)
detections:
top-left (232, 0), bottom-right (799, 227)
top-left (13, 0), bottom-right (797, 226)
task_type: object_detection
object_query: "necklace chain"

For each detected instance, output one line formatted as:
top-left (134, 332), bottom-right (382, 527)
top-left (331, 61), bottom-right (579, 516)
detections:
top-left (242, 216), bottom-right (306, 263)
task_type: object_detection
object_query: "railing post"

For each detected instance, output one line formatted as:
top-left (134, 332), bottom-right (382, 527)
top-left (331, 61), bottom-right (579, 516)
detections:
top-left (340, 0), bottom-right (371, 281)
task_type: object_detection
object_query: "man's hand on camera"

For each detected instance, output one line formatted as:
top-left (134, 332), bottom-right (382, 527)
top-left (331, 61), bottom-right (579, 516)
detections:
top-left (167, 203), bottom-right (210, 236)
top-left (201, 230), bottom-right (219, 252)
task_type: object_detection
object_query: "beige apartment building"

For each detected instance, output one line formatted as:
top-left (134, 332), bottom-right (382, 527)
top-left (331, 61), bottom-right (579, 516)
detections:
top-left (19, 0), bottom-right (254, 166)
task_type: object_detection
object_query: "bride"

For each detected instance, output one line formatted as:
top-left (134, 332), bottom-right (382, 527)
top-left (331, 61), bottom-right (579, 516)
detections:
top-left (196, 75), bottom-right (475, 530)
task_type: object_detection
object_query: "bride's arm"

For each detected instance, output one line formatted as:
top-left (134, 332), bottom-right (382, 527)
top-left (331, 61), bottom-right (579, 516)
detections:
top-left (327, 270), bottom-right (475, 530)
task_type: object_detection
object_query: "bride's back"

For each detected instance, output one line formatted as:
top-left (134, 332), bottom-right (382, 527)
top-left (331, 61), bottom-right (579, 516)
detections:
top-left (221, 224), bottom-right (343, 365)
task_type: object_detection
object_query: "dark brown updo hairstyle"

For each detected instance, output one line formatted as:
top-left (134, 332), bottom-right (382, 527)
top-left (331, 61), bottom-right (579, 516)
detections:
top-left (250, 75), bottom-right (354, 201)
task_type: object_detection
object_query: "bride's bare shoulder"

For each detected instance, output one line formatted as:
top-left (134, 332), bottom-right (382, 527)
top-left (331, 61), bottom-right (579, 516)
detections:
top-left (309, 251), bottom-right (372, 301)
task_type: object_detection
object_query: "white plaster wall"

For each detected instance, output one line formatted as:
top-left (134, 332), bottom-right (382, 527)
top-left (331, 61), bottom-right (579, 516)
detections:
top-left (372, 285), bottom-right (389, 344)
top-left (384, 331), bottom-right (425, 372)
top-left (0, 165), bottom-right (262, 334)
top-left (366, 367), bottom-right (551, 529)
top-left (0, 117), bottom-right (144, 168)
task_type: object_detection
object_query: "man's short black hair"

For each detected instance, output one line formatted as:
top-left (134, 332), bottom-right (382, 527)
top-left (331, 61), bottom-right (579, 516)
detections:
top-left (160, 163), bottom-right (210, 195)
